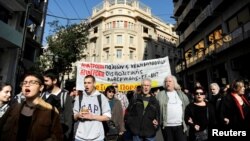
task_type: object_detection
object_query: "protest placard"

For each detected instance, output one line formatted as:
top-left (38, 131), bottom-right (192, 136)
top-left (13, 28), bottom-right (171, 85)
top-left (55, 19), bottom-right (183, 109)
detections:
top-left (76, 56), bottom-right (171, 91)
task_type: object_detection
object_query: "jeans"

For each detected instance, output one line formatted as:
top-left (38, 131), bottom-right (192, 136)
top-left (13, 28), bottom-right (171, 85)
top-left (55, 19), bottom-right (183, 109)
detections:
top-left (132, 136), bottom-right (155, 141)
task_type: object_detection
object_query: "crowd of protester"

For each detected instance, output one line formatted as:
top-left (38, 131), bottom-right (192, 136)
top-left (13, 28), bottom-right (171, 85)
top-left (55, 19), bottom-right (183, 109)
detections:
top-left (0, 69), bottom-right (250, 141)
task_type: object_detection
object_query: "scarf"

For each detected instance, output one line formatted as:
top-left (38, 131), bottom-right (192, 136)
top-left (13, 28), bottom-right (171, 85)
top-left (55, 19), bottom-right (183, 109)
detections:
top-left (231, 93), bottom-right (250, 119)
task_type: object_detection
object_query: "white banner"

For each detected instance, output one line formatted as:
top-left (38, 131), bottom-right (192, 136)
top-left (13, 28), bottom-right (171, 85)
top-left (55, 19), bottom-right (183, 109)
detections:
top-left (76, 57), bottom-right (171, 91)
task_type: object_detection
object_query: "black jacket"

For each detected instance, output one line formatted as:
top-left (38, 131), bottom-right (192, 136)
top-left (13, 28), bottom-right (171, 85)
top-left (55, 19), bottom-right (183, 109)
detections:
top-left (220, 93), bottom-right (250, 130)
top-left (126, 94), bottom-right (160, 137)
top-left (42, 89), bottom-right (73, 141)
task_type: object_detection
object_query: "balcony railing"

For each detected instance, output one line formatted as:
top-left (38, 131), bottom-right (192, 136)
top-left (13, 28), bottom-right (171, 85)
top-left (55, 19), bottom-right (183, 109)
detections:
top-left (0, 0), bottom-right (25, 11)
top-left (184, 22), bottom-right (196, 38)
top-left (182, 0), bottom-right (197, 21)
top-left (93, 0), bottom-right (151, 15)
top-left (181, 21), bottom-right (250, 69)
top-left (211, 0), bottom-right (224, 11)
top-left (174, 0), bottom-right (184, 16)
top-left (195, 4), bottom-right (212, 28)
top-left (0, 20), bottom-right (23, 47)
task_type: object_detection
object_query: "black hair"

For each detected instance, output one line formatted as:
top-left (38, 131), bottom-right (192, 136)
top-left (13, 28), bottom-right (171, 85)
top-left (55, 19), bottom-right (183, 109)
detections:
top-left (43, 69), bottom-right (60, 86)
top-left (84, 75), bottom-right (96, 83)
top-left (22, 71), bottom-right (44, 85)
top-left (104, 85), bottom-right (116, 97)
top-left (193, 86), bottom-right (206, 95)
top-left (0, 83), bottom-right (12, 91)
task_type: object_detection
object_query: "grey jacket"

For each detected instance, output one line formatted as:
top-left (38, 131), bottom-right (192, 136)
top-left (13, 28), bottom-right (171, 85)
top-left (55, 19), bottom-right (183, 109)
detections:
top-left (156, 90), bottom-right (189, 132)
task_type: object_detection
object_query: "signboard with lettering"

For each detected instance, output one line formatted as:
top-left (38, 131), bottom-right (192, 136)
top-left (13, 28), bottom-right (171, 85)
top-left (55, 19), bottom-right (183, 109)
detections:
top-left (76, 57), bottom-right (171, 91)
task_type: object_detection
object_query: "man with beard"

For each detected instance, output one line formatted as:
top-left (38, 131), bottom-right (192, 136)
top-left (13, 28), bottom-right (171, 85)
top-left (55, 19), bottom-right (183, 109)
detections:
top-left (42, 69), bottom-right (73, 141)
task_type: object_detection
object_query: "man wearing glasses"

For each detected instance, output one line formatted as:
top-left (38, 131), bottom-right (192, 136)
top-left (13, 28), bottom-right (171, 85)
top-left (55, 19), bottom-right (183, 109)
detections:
top-left (112, 82), bottom-right (129, 115)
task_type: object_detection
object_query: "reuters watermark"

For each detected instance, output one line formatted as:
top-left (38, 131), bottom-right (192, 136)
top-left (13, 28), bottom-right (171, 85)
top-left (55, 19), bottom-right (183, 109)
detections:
top-left (212, 129), bottom-right (247, 137)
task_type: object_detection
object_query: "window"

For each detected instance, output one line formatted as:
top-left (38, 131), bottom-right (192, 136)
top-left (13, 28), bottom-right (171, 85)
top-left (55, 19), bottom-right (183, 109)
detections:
top-left (144, 41), bottom-right (148, 53)
top-left (207, 28), bottom-right (222, 49)
top-left (93, 41), bottom-right (96, 50)
top-left (116, 35), bottom-right (122, 44)
top-left (94, 27), bottom-right (98, 33)
top-left (0, 5), bottom-right (9, 23)
top-left (194, 40), bottom-right (205, 50)
top-left (105, 50), bottom-right (109, 60)
top-left (194, 40), bottom-right (205, 57)
top-left (129, 50), bottom-right (134, 59)
top-left (143, 27), bottom-right (148, 33)
top-left (155, 45), bottom-right (158, 52)
top-left (227, 7), bottom-right (250, 32)
top-left (92, 54), bottom-right (96, 62)
top-left (155, 55), bottom-right (160, 58)
top-left (116, 49), bottom-right (122, 58)
top-left (106, 36), bottom-right (110, 44)
top-left (117, 0), bottom-right (124, 4)
top-left (129, 36), bottom-right (134, 44)
top-left (124, 21), bottom-right (128, 28)
top-left (162, 46), bottom-right (165, 53)
top-left (144, 54), bottom-right (148, 60)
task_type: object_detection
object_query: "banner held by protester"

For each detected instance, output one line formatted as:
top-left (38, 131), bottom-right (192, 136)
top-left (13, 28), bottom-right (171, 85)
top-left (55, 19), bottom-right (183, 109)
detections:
top-left (76, 56), bottom-right (171, 91)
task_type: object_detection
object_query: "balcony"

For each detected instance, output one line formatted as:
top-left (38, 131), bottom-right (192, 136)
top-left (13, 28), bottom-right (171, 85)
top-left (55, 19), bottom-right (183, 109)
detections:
top-left (210, 0), bottom-right (223, 11)
top-left (195, 4), bottom-right (212, 28)
top-left (142, 33), bottom-right (152, 39)
top-left (0, 20), bottom-right (23, 48)
top-left (181, 0), bottom-right (198, 21)
top-left (184, 22), bottom-right (196, 38)
top-left (174, 0), bottom-right (187, 16)
top-left (89, 33), bottom-right (99, 40)
top-left (30, 8), bottom-right (43, 23)
top-left (175, 61), bottom-right (185, 73)
top-left (0, 0), bottom-right (25, 11)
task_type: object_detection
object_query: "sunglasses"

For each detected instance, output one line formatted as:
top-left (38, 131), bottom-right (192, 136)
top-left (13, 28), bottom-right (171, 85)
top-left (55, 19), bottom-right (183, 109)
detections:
top-left (108, 90), bottom-right (115, 93)
top-left (195, 92), bottom-right (205, 95)
top-left (113, 85), bottom-right (118, 88)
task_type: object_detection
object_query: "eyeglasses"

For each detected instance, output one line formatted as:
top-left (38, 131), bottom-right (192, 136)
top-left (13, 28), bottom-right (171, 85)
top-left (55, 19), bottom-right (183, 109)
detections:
top-left (113, 85), bottom-right (118, 88)
top-left (107, 90), bottom-right (115, 93)
top-left (194, 92), bottom-right (205, 95)
top-left (20, 80), bottom-right (41, 86)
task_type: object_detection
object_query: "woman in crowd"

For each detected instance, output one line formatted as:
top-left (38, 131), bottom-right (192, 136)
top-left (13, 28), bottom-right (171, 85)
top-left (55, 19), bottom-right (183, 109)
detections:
top-left (0, 83), bottom-right (12, 118)
top-left (221, 80), bottom-right (250, 131)
top-left (0, 72), bottom-right (63, 141)
top-left (185, 86), bottom-right (216, 141)
top-left (104, 85), bottom-right (125, 140)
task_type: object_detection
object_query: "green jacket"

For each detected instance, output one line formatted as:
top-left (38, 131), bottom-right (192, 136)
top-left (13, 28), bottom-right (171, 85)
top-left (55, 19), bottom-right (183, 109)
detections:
top-left (156, 90), bottom-right (190, 133)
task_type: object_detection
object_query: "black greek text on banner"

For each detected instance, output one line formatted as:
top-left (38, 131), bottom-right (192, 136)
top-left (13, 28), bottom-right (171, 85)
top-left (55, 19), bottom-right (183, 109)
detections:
top-left (76, 57), bottom-right (171, 91)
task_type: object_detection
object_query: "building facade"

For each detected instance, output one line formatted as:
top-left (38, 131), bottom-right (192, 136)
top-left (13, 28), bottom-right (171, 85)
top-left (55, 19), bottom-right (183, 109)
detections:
top-left (0, 0), bottom-right (48, 90)
top-left (81, 0), bottom-right (178, 74)
top-left (173, 0), bottom-right (250, 90)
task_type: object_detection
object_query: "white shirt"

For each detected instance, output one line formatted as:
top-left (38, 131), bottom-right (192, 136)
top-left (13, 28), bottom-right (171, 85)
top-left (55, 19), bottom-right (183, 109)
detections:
top-left (166, 91), bottom-right (183, 126)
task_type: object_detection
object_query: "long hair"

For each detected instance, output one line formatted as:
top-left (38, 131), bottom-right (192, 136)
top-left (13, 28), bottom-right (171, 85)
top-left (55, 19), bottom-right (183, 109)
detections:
top-left (163, 75), bottom-right (181, 90)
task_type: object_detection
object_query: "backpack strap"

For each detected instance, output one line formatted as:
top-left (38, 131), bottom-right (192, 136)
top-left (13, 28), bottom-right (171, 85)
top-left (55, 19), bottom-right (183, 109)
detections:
top-left (78, 94), bottom-right (83, 112)
top-left (60, 90), bottom-right (68, 110)
top-left (97, 94), bottom-right (102, 115)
